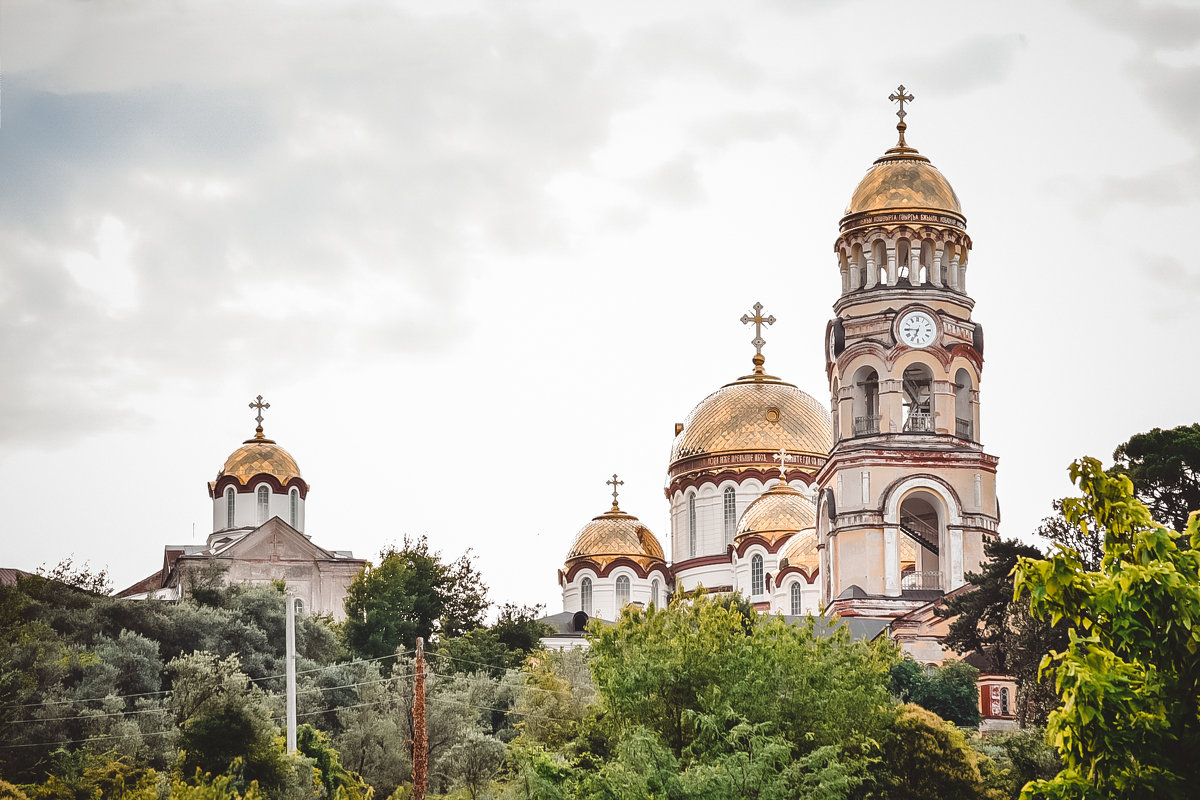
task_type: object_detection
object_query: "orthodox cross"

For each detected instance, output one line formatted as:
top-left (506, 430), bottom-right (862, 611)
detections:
top-left (777, 447), bottom-right (788, 482)
top-left (740, 302), bottom-right (776, 356)
top-left (249, 395), bottom-right (270, 428)
top-left (607, 473), bottom-right (624, 510)
top-left (889, 85), bottom-right (914, 121)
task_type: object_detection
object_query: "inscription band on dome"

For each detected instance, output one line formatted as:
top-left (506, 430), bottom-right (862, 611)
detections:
top-left (840, 209), bottom-right (966, 233)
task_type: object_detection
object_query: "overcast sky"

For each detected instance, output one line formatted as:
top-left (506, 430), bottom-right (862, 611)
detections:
top-left (2, 0), bottom-right (1197, 614)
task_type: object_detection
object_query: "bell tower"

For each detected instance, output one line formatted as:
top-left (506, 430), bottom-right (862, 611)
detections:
top-left (815, 88), bottom-right (999, 618)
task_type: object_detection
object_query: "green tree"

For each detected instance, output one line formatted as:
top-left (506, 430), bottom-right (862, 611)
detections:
top-left (342, 537), bottom-right (488, 660)
top-left (1014, 457), bottom-right (1200, 799)
top-left (1112, 422), bottom-right (1200, 533)
top-left (888, 658), bottom-right (981, 728)
top-left (295, 724), bottom-right (370, 800)
top-left (877, 704), bottom-right (1002, 800)
top-left (437, 604), bottom-right (553, 676)
top-left (941, 537), bottom-right (1064, 726)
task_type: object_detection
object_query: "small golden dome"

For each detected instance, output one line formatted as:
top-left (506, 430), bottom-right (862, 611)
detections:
top-left (779, 528), bottom-right (818, 572)
top-left (218, 434), bottom-right (304, 486)
top-left (734, 482), bottom-right (817, 547)
top-left (671, 374), bottom-right (832, 464)
top-left (841, 133), bottom-right (963, 232)
top-left (565, 507), bottom-right (666, 573)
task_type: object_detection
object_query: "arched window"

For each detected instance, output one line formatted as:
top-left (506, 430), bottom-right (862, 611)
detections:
top-left (751, 554), bottom-right (764, 597)
top-left (225, 486), bottom-right (236, 529)
top-left (256, 485), bottom-right (270, 525)
top-left (688, 494), bottom-right (697, 557)
top-left (289, 488), bottom-right (299, 527)
top-left (853, 366), bottom-right (880, 436)
top-left (902, 364), bottom-right (934, 432)
top-left (1000, 687), bottom-right (1010, 716)
top-left (954, 368), bottom-right (973, 440)
top-left (616, 575), bottom-right (631, 607)
top-left (651, 578), bottom-right (661, 608)
top-left (580, 577), bottom-right (592, 616)
top-left (723, 487), bottom-right (736, 542)
top-left (790, 582), bottom-right (802, 615)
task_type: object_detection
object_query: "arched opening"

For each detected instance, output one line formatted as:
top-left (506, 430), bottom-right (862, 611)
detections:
top-left (750, 554), bottom-right (765, 597)
top-left (651, 578), bottom-right (661, 608)
top-left (722, 486), bottom-right (736, 545)
top-left (1000, 687), bottom-right (1011, 716)
top-left (225, 486), bottom-right (236, 529)
top-left (898, 491), bottom-right (943, 590)
top-left (616, 575), bottom-right (631, 607)
top-left (902, 364), bottom-right (934, 432)
top-left (852, 366), bottom-right (880, 436)
top-left (687, 493), bottom-right (698, 557)
top-left (872, 240), bottom-right (887, 286)
top-left (572, 610), bottom-right (589, 632)
top-left (790, 582), bottom-right (802, 615)
top-left (954, 368), bottom-right (973, 440)
top-left (289, 487), bottom-right (300, 528)
top-left (580, 577), bottom-right (593, 615)
top-left (896, 238), bottom-right (911, 283)
top-left (256, 485), bottom-right (270, 525)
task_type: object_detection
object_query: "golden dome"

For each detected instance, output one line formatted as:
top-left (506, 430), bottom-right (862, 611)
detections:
top-left (779, 528), bottom-right (818, 572)
top-left (565, 506), bottom-right (666, 573)
top-left (670, 371), bottom-right (832, 465)
top-left (841, 129), bottom-right (963, 232)
top-left (734, 483), bottom-right (817, 547)
top-left (217, 433), bottom-right (304, 486)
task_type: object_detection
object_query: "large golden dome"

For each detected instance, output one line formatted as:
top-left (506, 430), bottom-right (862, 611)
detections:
top-left (734, 483), bottom-right (817, 547)
top-left (670, 372), bottom-right (832, 464)
top-left (217, 433), bottom-right (303, 486)
top-left (840, 122), bottom-right (964, 233)
top-left (565, 506), bottom-right (666, 573)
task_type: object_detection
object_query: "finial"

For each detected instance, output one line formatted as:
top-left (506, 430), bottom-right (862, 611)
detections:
top-left (888, 85), bottom-right (914, 148)
top-left (740, 302), bottom-right (776, 377)
top-left (777, 447), bottom-right (788, 483)
top-left (248, 395), bottom-right (270, 439)
top-left (606, 473), bottom-right (624, 512)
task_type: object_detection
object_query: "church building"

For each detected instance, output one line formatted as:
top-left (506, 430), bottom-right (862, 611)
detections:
top-left (117, 397), bottom-right (367, 621)
top-left (549, 89), bottom-right (1012, 724)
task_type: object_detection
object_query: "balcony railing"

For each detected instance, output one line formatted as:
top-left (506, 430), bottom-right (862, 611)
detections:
top-left (956, 417), bottom-right (973, 440)
top-left (903, 412), bottom-right (934, 433)
top-left (854, 415), bottom-right (881, 436)
top-left (901, 570), bottom-right (943, 591)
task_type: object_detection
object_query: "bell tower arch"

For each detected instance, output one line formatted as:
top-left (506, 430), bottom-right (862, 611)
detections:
top-left (816, 89), bottom-right (999, 619)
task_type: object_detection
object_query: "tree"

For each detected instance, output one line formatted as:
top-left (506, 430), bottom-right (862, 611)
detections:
top-left (342, 537), bottom-right (489, 660)
top-left (437, 603), bottom-right (553, 676)
top-left (448, 730), bottom-right (506, 799)
top-left (889, 658), bottom-right (982, 727)
top-left (877, 704), bottom-right (1003, 800)
top-left (941, 537), bottom-right (1064, 726)
top-left (1014, 457), bottom-right (1200, 799)
top-left (1112, 422), bottom-right (1200, 533)
top-left (1035, 500), bottom-right (1104, 572)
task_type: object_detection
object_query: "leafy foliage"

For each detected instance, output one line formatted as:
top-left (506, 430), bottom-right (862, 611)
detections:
top-left (1014, 457), bottom-right (1200, 800)
top-left (1112, 422), bottom-right (1200, 533)
top-left (342, 538), bottom-right (489, 661)
top-left (888, 657), bottom-right (982, 727)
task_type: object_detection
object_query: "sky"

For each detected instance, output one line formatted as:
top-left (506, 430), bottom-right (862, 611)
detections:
top-left (2, 0), bottom-right (1198, 615)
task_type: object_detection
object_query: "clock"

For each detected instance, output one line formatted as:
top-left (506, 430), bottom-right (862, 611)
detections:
top-left (898, 311), bottom-right (937, 348)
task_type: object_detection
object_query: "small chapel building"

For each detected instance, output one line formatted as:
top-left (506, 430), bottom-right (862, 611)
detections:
top-left (117, 399), bottom-right (367, 621)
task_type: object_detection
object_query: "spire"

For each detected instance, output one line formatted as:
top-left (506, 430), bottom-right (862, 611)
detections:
top-left (740, 302), bottom-right (776, 379)
top-left (606, 473), bottom-right (624, 513)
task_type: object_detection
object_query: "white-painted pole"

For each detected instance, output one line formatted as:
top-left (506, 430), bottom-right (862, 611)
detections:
top-left (285, 594), bottom-right (297, 754)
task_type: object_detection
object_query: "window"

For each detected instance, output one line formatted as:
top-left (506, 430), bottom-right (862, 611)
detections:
top-left (723, 487), bottom-right (736, 542)
top-left (289, 488), bottom-right (299, 527)
top-left (616, 575), bottom-right (630, 607)
top-left (256, 485), bottom-right (270, 525)
top-left (852, 366), bottom-right (880, 436)
top-left (790, 582), bottom-right (802, 615)
top-left (580, 577), bottom-right (592, 615)
top-left (651, 578), bottom-right (661, 608)
top-left (751, 554), bottom-right (764, 596)
top-left (902, 364), bottom-right (934, 432)
top-left (225, 487), bottom-right (236, 528)
top-left (1000, 687), bottom-right (1010, 716)
top-left (688, 494), bottom-right (697, 557)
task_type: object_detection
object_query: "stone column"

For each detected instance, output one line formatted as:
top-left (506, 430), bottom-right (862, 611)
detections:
top-left (865, 254), bottom-right (877, 289)
top-left (949, 528), bottom-right (965, 590)
top-left (884, 526), bottom-right (901, 596)
top-left (932, 243), bottom-right (944, 287)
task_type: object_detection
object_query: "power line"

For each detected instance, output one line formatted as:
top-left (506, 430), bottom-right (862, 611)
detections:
top-left (0, 728), bottom-right (176, 750)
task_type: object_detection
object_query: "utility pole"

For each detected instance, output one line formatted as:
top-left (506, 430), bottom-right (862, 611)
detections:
top-left (413, 637), bottom-right (427, 800)
top-left (285, 594), bottom-right (297, 754)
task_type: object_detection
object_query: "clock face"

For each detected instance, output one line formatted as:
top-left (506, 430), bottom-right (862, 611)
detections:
top-left (898, 311), bottom-right (937, 348)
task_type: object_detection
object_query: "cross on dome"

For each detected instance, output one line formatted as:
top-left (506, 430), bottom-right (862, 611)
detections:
top-left (606, 473), bottom-right (624, 511)
top-left (249, 395), bottom-right (271, 439)
top-left (777, 447), bottom-right (788, 483)
top-left (888, 85), bottom-right (915, 147)
top-left (740, 302), bottom-right (776, 377)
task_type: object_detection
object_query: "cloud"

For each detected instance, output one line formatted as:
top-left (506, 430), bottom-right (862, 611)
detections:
top-left (893, 33), bottom-right (1026, 97)
top-left (635, 154), bottom-right (704, 207)
top-left (0, 3), bottom-right (636, 445)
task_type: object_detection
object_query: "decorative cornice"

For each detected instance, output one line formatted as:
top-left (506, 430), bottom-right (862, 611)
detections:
top-left (666, 466), bottom-right (819, 498)
top-left (562, 556), bottom-right (672, 584)
top-left (209, 473), bottom-right (310, 499)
